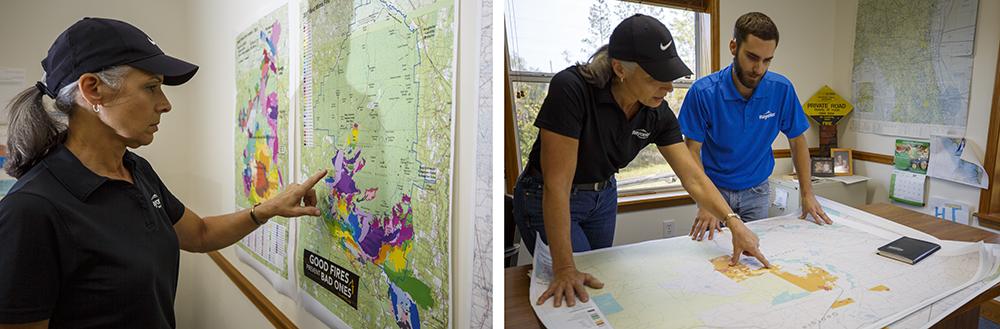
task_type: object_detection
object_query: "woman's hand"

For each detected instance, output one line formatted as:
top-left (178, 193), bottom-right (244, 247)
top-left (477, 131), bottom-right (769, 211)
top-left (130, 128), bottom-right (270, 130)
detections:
top-left (728, 220), bottom-right (771, 268)
top-left (257, 169), bottom-right (328, 219)
top-left (536, 266), bottom-right (605, 307)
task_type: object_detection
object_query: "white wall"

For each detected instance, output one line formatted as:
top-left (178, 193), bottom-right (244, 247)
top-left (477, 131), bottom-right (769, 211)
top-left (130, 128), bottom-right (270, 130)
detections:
top-left (0, 1), bottom-right (195, 198)
top-left (2, 1), bottom-right (485, 328)
top-left (0, 2), bottom-right (258, 329)
top-left (0, 1), bottom-right (272, 328)
top-left (834, 0), bottom-right (1000, 218)
top-left (613, 0), bottom-right (999, 244)
top-left (719, 0), bottom-right (835, 152)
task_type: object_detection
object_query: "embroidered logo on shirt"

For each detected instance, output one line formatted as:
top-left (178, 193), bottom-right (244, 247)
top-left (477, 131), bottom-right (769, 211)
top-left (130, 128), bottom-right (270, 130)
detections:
top-left (759, 111), bottom-right (776, 120)
top-left (151, 194), bottom-right (163, 209)
top-left (632, 129), bottom-right (651, 139)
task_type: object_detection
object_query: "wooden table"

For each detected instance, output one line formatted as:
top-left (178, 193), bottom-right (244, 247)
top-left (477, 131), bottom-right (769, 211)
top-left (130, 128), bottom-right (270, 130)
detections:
top-left (504, 203), bottom-right (1000, 329)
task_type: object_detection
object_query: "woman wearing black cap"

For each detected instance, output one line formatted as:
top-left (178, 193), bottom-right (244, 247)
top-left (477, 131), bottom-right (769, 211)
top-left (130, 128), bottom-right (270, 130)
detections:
top-left (513, 14), bottom-right (772, 308)
top-left (0, 18), bottom-right (325, 328)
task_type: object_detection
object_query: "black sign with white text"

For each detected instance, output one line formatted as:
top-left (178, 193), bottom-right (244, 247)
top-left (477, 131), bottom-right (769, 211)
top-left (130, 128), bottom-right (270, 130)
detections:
top-left (303, 249), bottom-right (359, 308)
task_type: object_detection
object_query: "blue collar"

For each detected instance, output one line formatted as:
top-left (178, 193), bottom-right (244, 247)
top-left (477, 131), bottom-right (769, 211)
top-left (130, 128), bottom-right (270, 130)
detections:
top-left (721, 63), bottom-right (769, 102)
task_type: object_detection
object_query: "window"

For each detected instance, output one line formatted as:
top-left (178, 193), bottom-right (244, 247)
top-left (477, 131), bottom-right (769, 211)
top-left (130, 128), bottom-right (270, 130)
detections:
top-left (505, 0), bottom-right (714, 196)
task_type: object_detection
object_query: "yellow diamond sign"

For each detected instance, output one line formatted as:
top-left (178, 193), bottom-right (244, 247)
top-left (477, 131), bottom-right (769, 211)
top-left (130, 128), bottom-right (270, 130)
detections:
top-left (803, 85), bottom-right (853, 126)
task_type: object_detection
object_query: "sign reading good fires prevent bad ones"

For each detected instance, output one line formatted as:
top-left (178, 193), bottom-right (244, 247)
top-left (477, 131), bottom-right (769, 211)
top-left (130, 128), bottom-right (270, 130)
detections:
top-left (304, 249), bottom-right (359, 308)
top-left (804, 85), bottom-right (853, 125)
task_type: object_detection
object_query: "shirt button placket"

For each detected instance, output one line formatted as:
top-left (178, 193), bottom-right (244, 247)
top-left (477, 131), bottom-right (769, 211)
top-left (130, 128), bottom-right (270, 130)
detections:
top-left (132, 187), bottom-right (156, 231)
top-left (742, 101), bottom-right (749, 132)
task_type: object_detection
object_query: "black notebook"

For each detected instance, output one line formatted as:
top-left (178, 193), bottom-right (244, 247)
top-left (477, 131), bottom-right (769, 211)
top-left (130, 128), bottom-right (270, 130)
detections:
top-left (877, 236), bottom-right (941, 265)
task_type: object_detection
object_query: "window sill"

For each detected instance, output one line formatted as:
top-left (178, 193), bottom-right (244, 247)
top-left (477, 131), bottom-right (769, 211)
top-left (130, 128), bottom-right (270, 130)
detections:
top-left (617, 188), bottom-right (695, 213)
top-left (979, 213), bottom-right (1000, 230)
top-left (617, 182), bottom-right (682, 196)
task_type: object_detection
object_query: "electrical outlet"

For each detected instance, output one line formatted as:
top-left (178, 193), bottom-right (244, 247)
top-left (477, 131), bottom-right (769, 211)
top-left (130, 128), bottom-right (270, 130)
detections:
top-left (663, 219), bottom-right (675, 238)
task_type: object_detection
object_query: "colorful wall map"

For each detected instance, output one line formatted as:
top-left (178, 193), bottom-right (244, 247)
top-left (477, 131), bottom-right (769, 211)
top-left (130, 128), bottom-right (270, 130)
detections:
top-left (297, 0), bottom-right (455, 328)
top-left (234, 4), bottom-right (291, 280)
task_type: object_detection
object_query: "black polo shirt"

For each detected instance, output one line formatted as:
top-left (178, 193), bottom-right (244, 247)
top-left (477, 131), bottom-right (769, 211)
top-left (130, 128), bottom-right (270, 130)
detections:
top-left (0, 144), bottom-right (185, 328)
top-left (525, 65), bottom-right (684, 184)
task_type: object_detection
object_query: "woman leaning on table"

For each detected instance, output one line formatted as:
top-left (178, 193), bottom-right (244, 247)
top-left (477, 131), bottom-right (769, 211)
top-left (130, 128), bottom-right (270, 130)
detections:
top-left (512, 14), bottom-right (772, 308)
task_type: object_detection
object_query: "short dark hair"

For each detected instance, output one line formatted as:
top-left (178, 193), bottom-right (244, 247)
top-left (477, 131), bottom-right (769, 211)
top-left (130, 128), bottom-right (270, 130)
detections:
top-left (733, 12), bottom-right (778, 47)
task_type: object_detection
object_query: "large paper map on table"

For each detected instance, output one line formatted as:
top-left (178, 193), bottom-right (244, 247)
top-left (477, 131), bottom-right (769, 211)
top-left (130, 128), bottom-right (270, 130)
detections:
top-left (530, 199), bottom-right (1000, 329)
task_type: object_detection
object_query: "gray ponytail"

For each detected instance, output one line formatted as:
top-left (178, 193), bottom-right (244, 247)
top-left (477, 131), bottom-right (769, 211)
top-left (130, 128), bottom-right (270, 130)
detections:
top-left (4, 66), bottom-right (130, 178)
top-left (576, 45), bottom-right (638, 89)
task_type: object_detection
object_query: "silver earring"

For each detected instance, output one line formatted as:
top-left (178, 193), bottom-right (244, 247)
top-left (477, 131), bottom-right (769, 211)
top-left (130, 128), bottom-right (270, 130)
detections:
top-left (619, 76), bottom-right (625, 83)
top-left (92, 104), bottom-right (101, 113)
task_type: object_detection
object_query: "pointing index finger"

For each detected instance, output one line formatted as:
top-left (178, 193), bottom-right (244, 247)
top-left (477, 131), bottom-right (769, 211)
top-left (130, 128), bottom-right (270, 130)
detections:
top-left (303, 169), bottom-right (329, 189)
top-left (749, 248), bottom-right (772, 269)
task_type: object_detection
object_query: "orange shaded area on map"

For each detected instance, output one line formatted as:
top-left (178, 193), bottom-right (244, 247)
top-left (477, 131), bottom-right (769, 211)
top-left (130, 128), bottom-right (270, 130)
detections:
top-left (711, 255), bottom-right (772, 281)
top-left (831, 298), bottom-right (854, 309)
top-left (710, 255), bottom-right (838, 292)
top-left (773, 265), bottom-right (838, 292)
top-left (869, 285), bottom-right (890, 292)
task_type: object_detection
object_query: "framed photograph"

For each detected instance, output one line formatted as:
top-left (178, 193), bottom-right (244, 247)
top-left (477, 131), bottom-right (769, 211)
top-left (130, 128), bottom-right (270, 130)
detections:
top-left (830, 148), bottom-right (854, 176)
top-left (811, 157), bottom-right (835, 177)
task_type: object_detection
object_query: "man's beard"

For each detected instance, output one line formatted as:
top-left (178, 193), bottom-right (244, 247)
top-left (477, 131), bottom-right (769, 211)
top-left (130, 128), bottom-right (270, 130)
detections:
top-left (733, 54), bottom-right (762, 89)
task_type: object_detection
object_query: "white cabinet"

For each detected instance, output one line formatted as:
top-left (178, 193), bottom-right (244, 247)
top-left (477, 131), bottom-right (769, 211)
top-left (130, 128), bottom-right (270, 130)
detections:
top-left (768, 175), bottom-right (869, 217)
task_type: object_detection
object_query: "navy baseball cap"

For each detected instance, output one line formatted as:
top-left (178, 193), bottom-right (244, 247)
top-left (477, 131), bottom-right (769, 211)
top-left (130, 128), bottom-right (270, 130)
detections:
top-left (609, 14), bottom-right (692, 82)
top-left (36, 17), bottom-right (198, 98)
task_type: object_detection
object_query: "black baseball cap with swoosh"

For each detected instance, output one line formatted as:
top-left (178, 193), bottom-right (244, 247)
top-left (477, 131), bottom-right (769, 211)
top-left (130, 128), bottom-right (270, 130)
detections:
top-left (36, 17), bottom-right (198, 98)
top-left (609, 14), bottom-right (693, 83)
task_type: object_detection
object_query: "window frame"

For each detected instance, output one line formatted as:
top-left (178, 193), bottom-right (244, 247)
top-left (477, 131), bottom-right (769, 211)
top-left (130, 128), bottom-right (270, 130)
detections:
top-left (503, 0), bottom-right (720, 211)
top-left (977, 41), bottom-right (1000, 228)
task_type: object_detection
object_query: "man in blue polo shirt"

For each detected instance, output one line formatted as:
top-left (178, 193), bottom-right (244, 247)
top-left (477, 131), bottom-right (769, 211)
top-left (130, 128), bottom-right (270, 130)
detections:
top-left (679, 12), bottom-right (832, 240)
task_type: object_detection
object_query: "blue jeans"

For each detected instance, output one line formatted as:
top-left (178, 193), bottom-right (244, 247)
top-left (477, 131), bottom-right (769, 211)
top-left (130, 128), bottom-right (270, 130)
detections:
top-left (717, 181), bottom-right (771, 222)
top-left (513, 174), bottom-right (618, 255)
